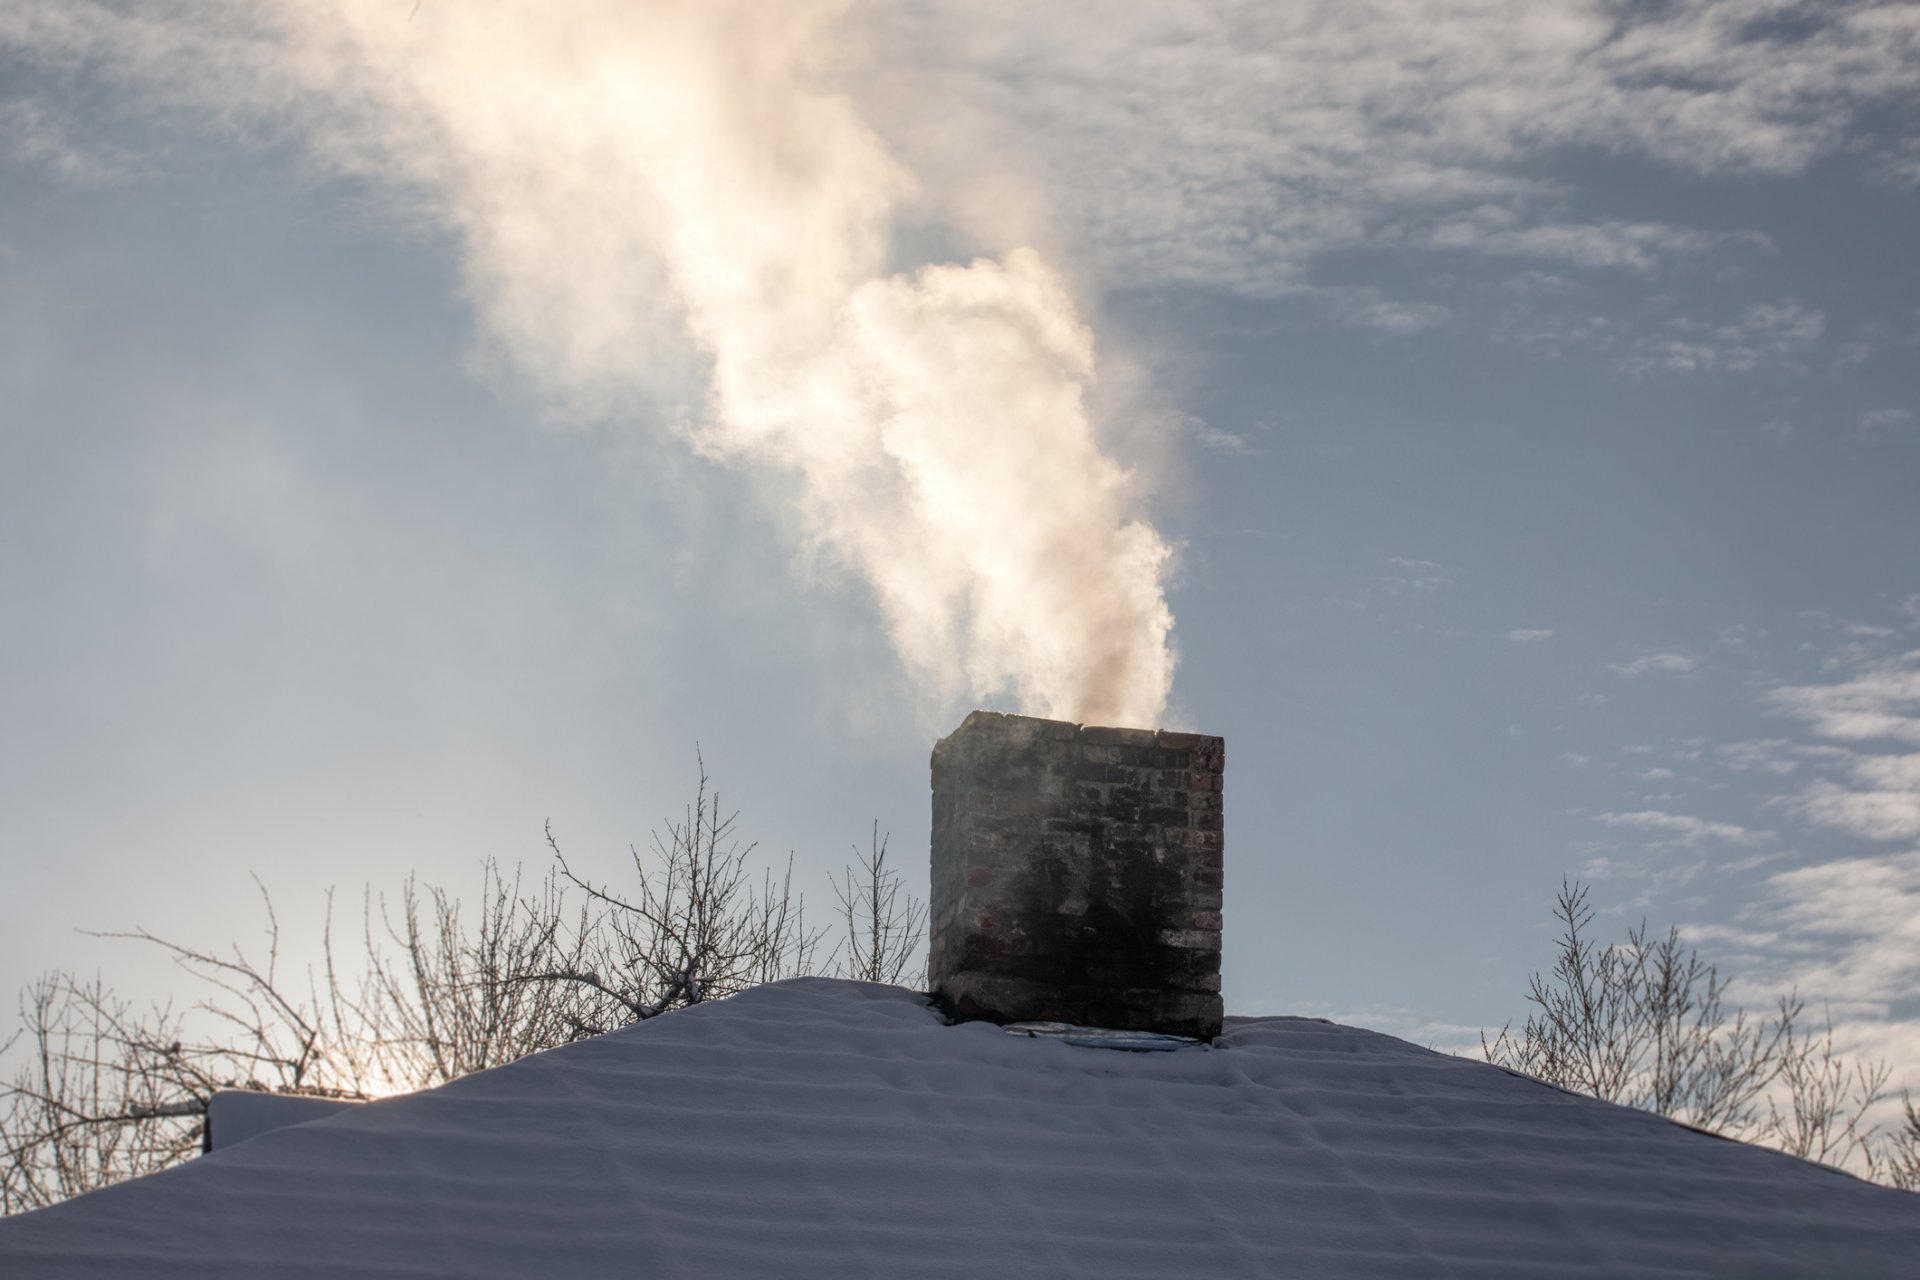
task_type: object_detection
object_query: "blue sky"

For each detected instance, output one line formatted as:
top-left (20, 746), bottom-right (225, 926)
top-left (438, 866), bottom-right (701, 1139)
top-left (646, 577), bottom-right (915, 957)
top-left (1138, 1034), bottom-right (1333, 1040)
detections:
top-left (2, 1), bottom-right (1918, 1083)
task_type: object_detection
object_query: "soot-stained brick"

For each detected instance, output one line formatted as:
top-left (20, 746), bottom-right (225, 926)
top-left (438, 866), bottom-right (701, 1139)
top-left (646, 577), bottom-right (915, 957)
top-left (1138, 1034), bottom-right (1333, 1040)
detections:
top-left (928, 710), bottom-right (1225, 1039)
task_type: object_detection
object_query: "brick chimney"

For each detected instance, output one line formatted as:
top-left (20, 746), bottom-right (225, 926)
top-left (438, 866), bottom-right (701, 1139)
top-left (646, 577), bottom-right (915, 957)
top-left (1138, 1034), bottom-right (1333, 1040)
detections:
top-left (928, 711), bottom-right (1225, 1040)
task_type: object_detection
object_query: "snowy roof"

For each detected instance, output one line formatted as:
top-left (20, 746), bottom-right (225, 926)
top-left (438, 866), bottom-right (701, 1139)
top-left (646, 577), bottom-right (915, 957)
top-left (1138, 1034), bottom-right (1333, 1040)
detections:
top-left (2, 978), bottom-right (1917, 1278)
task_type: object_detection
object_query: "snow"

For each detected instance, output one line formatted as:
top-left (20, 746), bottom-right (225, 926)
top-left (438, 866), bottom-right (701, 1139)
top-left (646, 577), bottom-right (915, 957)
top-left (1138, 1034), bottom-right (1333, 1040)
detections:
top-left (204, 1091), bottom-right (361, 1152)
top-left (2, 977), bottom-right (1916, 1277)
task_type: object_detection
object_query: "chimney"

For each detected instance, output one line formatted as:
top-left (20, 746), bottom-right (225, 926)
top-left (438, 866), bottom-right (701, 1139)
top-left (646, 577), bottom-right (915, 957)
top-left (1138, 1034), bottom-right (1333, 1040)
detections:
top-left (928, 711), bottom-right (1225, 1040)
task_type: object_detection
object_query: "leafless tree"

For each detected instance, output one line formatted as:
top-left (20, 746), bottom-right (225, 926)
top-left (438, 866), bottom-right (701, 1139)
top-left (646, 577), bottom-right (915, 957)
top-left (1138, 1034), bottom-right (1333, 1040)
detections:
top-left (833, 823), bottom-right (927, 985)
top-left (1, 879), bottom-right (378, 1215)
top-left (0, 975), bottom-right (201, 1214)
top-left (1764, 1005), bottom-right (1892, 1172)
top-left (530, 758), bottom-right (824, 1033)
top-left (357, 861), bottom-right (609, 1087)
top-left (1880, 1093), bottom-right (1920, 1192)
top-left (1484, 879), bottom-right (1904, 1186)
top-left (4, 756), bottom-right (925, 1214)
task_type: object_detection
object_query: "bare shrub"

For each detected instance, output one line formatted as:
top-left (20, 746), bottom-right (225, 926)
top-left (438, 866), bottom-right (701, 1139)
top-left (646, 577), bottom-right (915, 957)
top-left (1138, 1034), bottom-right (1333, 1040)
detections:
top-left (1, 879), bottom-right (377, 1215)
top-left (532, 758), bottom-right (823, 1032)
top-left (1765, 1007), bottom-right (1891, 1173)
top-left (1, 975), bottom-right (202, 1214)
top-left (1882, 1094), bottom-right (1920, 1192)
top-left (358, 861), bottom-right (607, 1087)
top-left (1484, 879), bottom-right (1905, 1186)
top-left (3, 756), bottom-right (906, 1214)
top-left (833, 823), bottom-right (927, 985)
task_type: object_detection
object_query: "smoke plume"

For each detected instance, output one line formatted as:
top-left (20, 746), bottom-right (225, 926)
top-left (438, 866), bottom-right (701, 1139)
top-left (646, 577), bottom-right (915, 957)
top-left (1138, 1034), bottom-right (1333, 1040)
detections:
top-left (44, 0), bottom-right (1179, 725)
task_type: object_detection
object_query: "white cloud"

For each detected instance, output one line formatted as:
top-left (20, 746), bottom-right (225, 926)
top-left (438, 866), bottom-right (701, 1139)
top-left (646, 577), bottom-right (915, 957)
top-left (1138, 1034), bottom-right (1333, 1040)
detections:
top-left (1370, 556), bottom-right (1456, 600)
top-left (15, 1), bottom-right (1920, 307)
top-left (0, 99), bottom-right (128, 186)
top-left (1619, 299), bottom-right (1825, 376)
top-left (1353, 300), bottom-right (1452, 333)
top-left (1509, 299), bottom-right (1828, 375)
top-left (1792, 754), bottom-right (1920, 843)
top-left (1797, 781), bottom-right (1920, 842)
top-left (1156, 410), bottom-right (1260, 456)
top-left (1575, 692), bottom-right (1606, 708)
top-left (1592, 809), bottom-right (1764, 846)
top-left (865, 1), bottom-right (1920, 295)
top-left (1677, 921), bottom-right (1782, 952)
top-left (1860, 407), bottom-right (1915, 434)
top-left (1874, 135), bottom-right (1920, 189)
top-left (1507, 628), bottom-right (1554, 643)
top-left (1424, 213), bottom-right (1768, 272)
top-left (1608, 651), bottom-right (1700, 679)
top-left (1596, 637), bottom-right (1920, 1105)
top-left (1712, 739), bottom-right (1802, 776)
top-left (1853, 753), bottom-right (1920, 792)
top-left (1770, 652), bottom-right (1920, 743)
top-left (1498, 270), bottom-right (1579, 295)
top-left (1703, 850), bottom-right (1920, 1106)
top-left (1757, 851), bottom-right (1920, 1010)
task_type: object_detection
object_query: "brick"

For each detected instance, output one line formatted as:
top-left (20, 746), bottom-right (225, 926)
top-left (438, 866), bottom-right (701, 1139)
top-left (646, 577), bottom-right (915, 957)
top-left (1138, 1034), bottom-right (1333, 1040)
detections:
top-left (1156, 731), bottom-right (1209, 750)
top-left (1078, 725), bottom-right (1159, 749)
top-left (929, 711), bottom-right (1226, 1040)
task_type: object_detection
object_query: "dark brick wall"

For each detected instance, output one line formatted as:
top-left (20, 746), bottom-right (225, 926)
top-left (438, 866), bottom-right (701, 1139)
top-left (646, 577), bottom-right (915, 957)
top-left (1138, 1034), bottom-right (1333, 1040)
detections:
top-left (929, 710), bottom-right (1224, 1039)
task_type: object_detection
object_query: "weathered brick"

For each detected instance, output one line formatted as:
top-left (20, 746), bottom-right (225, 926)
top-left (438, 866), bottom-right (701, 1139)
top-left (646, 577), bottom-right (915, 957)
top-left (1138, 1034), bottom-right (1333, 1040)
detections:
top-left (929, 710), bottom-right (1226, 1040)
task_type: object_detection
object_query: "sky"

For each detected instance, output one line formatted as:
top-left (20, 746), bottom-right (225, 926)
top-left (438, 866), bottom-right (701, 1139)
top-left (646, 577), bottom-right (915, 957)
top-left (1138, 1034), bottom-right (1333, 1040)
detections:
top-left (2, 0), bottom-right (1918, 1098)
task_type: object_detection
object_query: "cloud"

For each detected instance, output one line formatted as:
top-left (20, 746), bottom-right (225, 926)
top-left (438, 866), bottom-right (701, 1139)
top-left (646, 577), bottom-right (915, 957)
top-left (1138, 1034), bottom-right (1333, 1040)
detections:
top-left (0, 98), bottom-right (128, 185)
top-left (1860, 406), bottom-right (1915, 434)
top-left (16, 2), bottom-right (1919, 312)
top-left (1712, 738), bottom-right (1802, 776)
top-left (1158, 410), bottom-right (1260, 456)
top-left (1791, 754), bottom-right (1920, 842)
top-left (1500, 296), bottom-right (1829, 374)
top-left (1797, 781), bottom-right (1920, 842)
top-left (1757, 850), bottom-right (1920, 1010)
top-left (1424, 213), bottom-right (1768, 272)
top-left (1872, 135), bottom-right (1920, 190)
top-left (1619, 299), bottom-right (1825, 376)
top-left (1707, 849), bottom-right (1920, 1107)
top-left (1372, 557), bottom-right (1456, 600)
top-left (1770, 651), bottom-right (1920, 743)
top-left (1507, 628), bottom-right (1554, 643)
top-left (1592, 809), bottom-right (1765, 847)
top-left (1582, 628), bottom-right (1920, 1100)
top-left (1608, 651), bottom-right (1700, 679)
top-left (1352, 300), bottom-right (1452, 333)
top-left (1853, 753), bottom-right (1920, 792)
top-left (866, 1), bottom-right (1920, 295)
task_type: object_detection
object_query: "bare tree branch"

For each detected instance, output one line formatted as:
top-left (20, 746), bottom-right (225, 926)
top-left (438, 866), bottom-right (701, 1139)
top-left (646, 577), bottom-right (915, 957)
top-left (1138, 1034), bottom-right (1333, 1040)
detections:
top-left (5, 753), bottom-right (906, 1213)
top-left (1485, 880), bottom-right (1905, 1187)
top-left (833, 823), bottom-right (926, 985)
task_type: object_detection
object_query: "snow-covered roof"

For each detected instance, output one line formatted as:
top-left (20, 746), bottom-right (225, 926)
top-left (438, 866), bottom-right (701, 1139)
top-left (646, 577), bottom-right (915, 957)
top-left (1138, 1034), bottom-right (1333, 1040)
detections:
top-left (2, 978), bottom-right (1916, 1277)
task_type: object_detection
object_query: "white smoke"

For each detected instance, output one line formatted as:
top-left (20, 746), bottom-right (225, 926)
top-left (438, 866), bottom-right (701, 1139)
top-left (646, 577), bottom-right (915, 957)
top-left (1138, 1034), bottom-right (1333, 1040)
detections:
top-left (23, 0), bottom-right (1178, 725)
